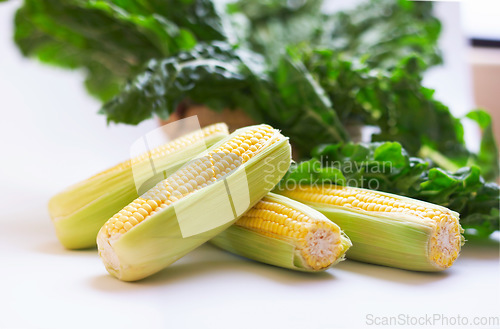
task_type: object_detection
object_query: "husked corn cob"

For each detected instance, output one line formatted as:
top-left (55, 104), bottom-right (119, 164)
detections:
top-left (276, 184), bottom-right (464, 271)
top-left (49, 123), bottom-right (229, 249)
top-left (211, 193), bottom-right (351, 271)
top-left (98, 124), bottom-right (291, 281)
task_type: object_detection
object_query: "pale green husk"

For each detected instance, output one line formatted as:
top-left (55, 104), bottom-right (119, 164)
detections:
top-left (49, 128), bottom-right (227, 249)
top-left (277, 187), bottom-right (463, 272)
top-left (98, 126), bottom-right (292, 281)
top-left (211, 193), bottom-right (351, 272)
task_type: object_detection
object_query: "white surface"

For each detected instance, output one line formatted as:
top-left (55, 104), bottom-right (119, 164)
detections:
top-left (0, 2), bottom-right (499, 329)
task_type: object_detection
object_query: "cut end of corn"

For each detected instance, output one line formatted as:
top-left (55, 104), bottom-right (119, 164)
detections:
top-left (279, 185), bottom-right (464, 271)
top-left (304, 228), bottom-right (342, 269)
top-left (237, 198), bottom-right (346, 270)
top-left (213, 193), bottom-right (352, 271)
top-left (429, 217), bottom-right (462, 269)
top-left (98, 124), bottom-right (291, 281)
top-left (102, 124), bottom-right (280, 239)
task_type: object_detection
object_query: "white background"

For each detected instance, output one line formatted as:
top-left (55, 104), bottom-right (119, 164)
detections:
top-left (0, 1), bottom-right (499, 329)
top-left (461, 0), bottom-right (500, 40)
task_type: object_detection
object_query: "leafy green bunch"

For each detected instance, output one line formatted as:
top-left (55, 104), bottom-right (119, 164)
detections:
top-left (279, 141), bottom-right (499, 236)
top-left (12, 0), bottom-right (499, 235)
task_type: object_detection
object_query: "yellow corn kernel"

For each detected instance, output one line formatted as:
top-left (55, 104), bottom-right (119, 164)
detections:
top-left (277, 185), bottom-right (464, 271)
top-left (98, 124), bottom-right (291, 281)
top-left (93, 123), bottom-right (228, 178)
top-left (48, 123), bottom-right (229, 249)
top-left (211, 193), bottom-right (351, 272)
top-left (102, 125), bottom-right (277, 238)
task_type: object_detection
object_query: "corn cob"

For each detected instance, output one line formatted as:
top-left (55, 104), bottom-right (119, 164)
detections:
top-left (97, 124), bottom-right (291, 281)
top-left (211, 193), bottom-right (351, 271)
top-left (276, 184), bottom-right (464, 271)
top-left (49, 123), bottom-right (229, 249)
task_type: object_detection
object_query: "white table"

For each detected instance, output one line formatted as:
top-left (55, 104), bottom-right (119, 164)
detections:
top-left (1, 2), bottom-right (498, 329)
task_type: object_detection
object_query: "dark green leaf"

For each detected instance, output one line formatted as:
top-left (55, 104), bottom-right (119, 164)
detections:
top-left (466, 109), bottom-right (499, 180)
top-left (228, 0), bottom-right (323, 64)
top-left (298, 48), bottom-right (471, 169)
top-left (319, 0), bottom-right (442, 69)
top-left (101, 42), bottom-right (251, 124)
top-left (101, 42), bottom-right (349, 154)
top-left (13, 0), bottom-right (226, 101)
top-left (269, 57), bottom-right (349, 153)
top-left (278, 159), bottom-right (346, 189)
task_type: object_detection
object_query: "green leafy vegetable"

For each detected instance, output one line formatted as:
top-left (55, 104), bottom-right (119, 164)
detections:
top-left (297, 49), bottom-right (471, 167)
top-left (267, 56), bottom-right (349, 151)
top-left (12, 0), bottom-right (499, 235)
top-left (101, 42), bottom-right (349, 152)
top-left (466, 109), bottom-right (500, 181)
top-left (101, 42), bottom-right (253, 124)
top-left (319, 0), bottom-right (442, 70)
top-left (228, 0), bottom-right (324, 64)
top-left (14, 0), bottom-right (225, 101)
top-left (230, 0), bottom-right (441, 70)
top-left (279, 141), bottom-right (499, 236)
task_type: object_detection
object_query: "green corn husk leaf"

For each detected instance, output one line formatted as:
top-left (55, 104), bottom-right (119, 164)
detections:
top-left (97, 125), bottom-right (292, 281)
top-left (276, 185), bottom-right (465, 272)
top-left (49, 123), bottom-right (228, 249)
top-left (211, 193), bottom-right (351, 272)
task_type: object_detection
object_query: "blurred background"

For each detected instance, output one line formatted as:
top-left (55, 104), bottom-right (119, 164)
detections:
top-left (462, 1), bottom-right (500, 146)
